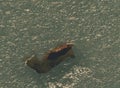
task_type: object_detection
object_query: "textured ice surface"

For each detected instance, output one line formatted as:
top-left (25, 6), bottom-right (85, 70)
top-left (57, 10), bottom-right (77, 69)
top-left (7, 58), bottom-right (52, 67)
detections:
top-left (0, 0), bottom-right (120, 88)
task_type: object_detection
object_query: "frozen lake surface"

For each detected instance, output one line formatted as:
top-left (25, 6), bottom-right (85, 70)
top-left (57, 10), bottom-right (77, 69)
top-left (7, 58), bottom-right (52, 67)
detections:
top-left (0, 0), bottom-right (120, 88)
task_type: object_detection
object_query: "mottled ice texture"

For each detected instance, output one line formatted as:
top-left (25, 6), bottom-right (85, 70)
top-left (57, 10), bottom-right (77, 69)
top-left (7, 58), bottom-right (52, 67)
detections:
top-left (0, 0), bottom-right (120, 88)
